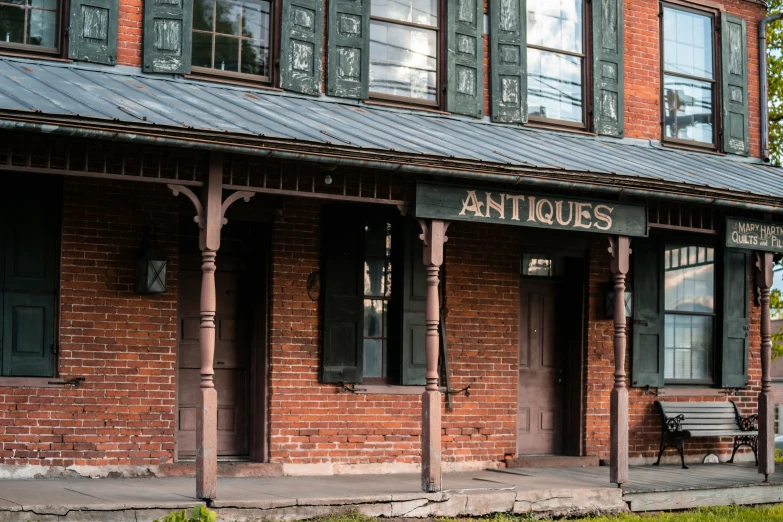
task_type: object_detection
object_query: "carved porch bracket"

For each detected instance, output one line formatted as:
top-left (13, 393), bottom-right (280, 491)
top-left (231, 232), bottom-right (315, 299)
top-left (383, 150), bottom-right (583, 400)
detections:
top-left (608, 235), bottom-right (631, 486)
top-left (756, 251), bottom-right (774, 481)
top-left (167, 184), bottom-right (204, 229)
top-left (220, 190), bottom-right (255, 225)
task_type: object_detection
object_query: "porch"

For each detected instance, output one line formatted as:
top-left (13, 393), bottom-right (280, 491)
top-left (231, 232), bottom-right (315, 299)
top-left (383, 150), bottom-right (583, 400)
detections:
top-left (0, 464), bottom-right (781, 521)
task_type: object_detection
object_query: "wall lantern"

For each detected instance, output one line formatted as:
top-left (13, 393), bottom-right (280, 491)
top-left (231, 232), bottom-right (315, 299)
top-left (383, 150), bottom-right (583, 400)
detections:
top-left (605, 283), bottom-right (633, 318)
top-left (135, 248), bottom-right (167, 294)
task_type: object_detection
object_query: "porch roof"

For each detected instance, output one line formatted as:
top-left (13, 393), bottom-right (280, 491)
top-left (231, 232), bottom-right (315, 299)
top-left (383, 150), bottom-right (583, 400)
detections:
top-left (1, 56), bottom-right (782, 206)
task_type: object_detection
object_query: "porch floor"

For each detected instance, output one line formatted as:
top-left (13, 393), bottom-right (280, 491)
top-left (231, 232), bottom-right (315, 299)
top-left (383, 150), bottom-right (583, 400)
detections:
top-left (0, 464), bottom-right (781, 521)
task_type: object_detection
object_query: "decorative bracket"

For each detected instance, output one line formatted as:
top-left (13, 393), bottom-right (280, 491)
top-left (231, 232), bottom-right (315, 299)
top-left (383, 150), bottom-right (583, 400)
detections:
top-left (221, 191), bottom-right (255, 226)
top-left (607, 236), bottom-right (632, 275)
top-left (168, 184), bottom-right (205, 229)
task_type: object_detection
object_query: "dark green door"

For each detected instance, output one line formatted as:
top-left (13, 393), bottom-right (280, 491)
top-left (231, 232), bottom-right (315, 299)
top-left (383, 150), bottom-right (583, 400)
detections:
top-left (0, 176), bottom-right (60, 377)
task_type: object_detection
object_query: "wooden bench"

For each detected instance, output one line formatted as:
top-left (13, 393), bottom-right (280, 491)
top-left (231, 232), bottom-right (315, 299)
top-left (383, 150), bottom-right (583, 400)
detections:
top-left (654, 401), bottom-right (758, 469)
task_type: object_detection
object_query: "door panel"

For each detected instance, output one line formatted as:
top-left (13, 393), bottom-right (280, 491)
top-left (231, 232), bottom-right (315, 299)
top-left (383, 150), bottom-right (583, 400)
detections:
top-left (2, 292), bottom-right (55, 377)
top-left (177, 253), bottom-right (250, 458)
top-left (517, 280), bottom-right (565, 456)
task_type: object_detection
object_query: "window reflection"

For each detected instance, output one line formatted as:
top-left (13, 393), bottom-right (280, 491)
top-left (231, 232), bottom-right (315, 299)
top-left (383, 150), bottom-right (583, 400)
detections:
top-left (526, 0), bottom-right (584, 124)
top-left (0, 0), bottom-right (57, 49)
top-left (363, 219), bottom-right (393, 378)
top-left (369, 20), bottom-right (437, 101)
top-left (662, 7), bottom-right (714, 145)
top-left (192, 0), bottom-right (271, 77)
top-left (371, 0), bottom-right (437, 27)
top-left (663, 245), bottom-right (715, 382)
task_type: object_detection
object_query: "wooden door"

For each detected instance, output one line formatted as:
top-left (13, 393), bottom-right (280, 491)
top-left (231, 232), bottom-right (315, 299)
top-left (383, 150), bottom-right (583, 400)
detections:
top-left (517, 279), bottom-right (567, 455)
top-left (177, 253), bottom-right (250, 458)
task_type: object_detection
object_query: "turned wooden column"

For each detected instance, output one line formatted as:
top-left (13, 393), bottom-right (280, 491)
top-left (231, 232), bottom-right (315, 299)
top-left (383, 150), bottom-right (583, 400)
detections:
top-left (757, 252), bottom-right (774, 481)
top-left (608, 236), bottom-right (630, 486)
top-left (419, 219), bottom-right (448, 493)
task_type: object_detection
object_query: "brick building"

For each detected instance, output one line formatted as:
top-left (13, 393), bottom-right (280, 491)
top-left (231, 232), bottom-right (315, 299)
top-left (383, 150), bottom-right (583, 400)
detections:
top-left (0, 0), bottom-right (781, 500)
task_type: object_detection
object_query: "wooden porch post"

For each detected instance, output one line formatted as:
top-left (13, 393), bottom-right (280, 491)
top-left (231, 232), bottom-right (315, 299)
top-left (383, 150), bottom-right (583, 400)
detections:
top-left (608, 236), bottom-right (630, 486)
top-left (756, 252), bottom-right (774, 481)
top-left (419, 219), bottom-right (448, 493)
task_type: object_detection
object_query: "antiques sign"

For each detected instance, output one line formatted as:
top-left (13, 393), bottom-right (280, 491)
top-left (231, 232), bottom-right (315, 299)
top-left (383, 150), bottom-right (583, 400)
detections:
top-left (415, 183), bottom-right (648, 237)
top-left (726, 217), bottom-right (783, 252)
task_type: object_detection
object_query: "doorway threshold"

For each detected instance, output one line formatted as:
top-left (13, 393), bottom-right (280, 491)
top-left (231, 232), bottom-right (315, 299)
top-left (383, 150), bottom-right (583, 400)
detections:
top-left (505, 455), bottom-right (599, 469)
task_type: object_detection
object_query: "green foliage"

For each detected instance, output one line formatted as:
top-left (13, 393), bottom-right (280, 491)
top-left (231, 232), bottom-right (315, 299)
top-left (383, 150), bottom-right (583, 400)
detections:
top-left (772, 288), bottom-right (783, 360)
top-left (768, 2), bottom-right (783, 164)
top-left (154, 505), bottom-right (217, 522)
top-left (775, 447), bottom-right (783, 464)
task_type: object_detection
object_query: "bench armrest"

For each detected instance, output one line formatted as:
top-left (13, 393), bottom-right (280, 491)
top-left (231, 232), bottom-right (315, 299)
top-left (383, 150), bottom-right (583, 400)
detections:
top-left (737, 413), bottom-right (758, 432)
top-left (663, 414), bottom-right (686, 433)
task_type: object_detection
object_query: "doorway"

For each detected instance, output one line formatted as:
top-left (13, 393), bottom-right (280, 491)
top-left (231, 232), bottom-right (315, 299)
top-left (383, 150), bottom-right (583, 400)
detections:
top-left (176, 222), bottom-right (268, 461)
top-left (517, 254), bottom-right (584, 457)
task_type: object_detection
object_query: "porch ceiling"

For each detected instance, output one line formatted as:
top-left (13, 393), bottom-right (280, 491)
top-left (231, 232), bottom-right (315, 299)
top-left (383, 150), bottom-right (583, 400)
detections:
top-left (1, 56), bottom-right (782, 206)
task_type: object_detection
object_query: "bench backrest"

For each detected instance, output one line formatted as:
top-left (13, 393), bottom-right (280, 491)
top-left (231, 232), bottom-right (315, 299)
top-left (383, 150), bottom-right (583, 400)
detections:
top-left (656, 401), bottom-right (740, 433)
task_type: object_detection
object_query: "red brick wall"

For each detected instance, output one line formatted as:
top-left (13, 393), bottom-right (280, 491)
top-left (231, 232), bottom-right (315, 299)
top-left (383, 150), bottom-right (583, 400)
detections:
top-left (584, 238), bottom-right (761, 463)
top-left (0, 178), bottom-right (178, 471)
top-left (267, 201), bottom-right (517, 467)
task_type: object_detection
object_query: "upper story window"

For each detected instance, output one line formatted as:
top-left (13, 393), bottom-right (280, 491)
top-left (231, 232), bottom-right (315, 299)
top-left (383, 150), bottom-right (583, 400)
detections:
top-left (0, 0), bottom-right (59, 53)
top-left (527, 0), bottom-right (585, 126)
top-left (662, 6), bottom-right (715, 147)
top-left (369, 0), bottom-right (439, 105)
top-left (192, 0), bottom-right (272, 80)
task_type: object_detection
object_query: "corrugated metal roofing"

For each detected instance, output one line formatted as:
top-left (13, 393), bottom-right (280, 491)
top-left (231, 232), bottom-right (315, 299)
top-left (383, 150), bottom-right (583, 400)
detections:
top-left (1, 56), bottom-right (782, 199)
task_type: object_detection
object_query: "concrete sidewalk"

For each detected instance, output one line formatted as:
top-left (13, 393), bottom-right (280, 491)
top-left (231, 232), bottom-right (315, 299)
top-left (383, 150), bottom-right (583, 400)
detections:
top-left (0, 470), bottom-right (625, 521)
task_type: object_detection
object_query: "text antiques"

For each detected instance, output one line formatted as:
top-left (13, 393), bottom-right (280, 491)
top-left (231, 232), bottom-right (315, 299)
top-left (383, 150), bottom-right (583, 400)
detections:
top-left (415, 183), bottom-right (648, 237)
top-left (726, 217), bottom-right (783, 252)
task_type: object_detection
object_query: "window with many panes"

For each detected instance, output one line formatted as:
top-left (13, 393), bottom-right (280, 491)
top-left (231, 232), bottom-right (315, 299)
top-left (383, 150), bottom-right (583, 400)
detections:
top-left (362, 218), bottom-right (394, 380)
top-left (526, 0), bottom-right (586, 125)
top-left (369, 0), bottom-right (439, 104)
top-left (662, 5), bottom-right (716, 147)
top-left (663, 244), bottom-right (715, 383)
top-left (0, 0), bottom-right (59, 53)
top-left (192, 0), bottom-right (272, 80)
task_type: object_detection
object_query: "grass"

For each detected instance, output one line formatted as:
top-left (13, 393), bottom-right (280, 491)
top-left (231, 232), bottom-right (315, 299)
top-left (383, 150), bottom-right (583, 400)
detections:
top-left (309, 505), bottom-right (783, 522)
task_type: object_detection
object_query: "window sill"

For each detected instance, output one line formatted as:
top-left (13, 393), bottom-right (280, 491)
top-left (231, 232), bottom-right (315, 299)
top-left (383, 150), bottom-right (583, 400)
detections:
top-left (525, 120), bottom-right (596, 136)
top-left (0, 377), bottom-right (63, 388)
top-left (184, 72), bottom-right (282, 91)
top-left (661, 140), bottom-right (724, 156)
top-left (0, 50), bottom-right (70, 63)
top-left (359, 384), bottom-right (446, 395)
top-left (657, 387), bottom-right (726, 398)
top-left (363, 99), bottom-right (449, 114)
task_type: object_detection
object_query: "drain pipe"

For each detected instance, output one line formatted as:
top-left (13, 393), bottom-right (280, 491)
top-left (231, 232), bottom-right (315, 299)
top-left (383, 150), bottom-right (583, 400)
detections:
top-left (760, 12), bottom-right (783, 162)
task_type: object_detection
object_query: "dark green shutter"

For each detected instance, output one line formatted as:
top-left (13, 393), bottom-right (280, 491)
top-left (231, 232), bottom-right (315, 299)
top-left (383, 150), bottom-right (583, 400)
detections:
top-left (631, 239), bottom-right (664, 388)
top-left (721, 14), bottom-right (749, 156)
top-left (401, 221), bottom-right (426, 385)
top-left (142, 0), bottom-right (192, 73)
top-left (1, 176), bottom-right (60, 377)
top-left (280, 0), bottom-right (324, 95)
top-left (446, 0), bottom-right (484, 117)
top-left (489, 0), bottom-right (526, 123)
top-left (327, 0), bottom-right (369, 98)
top-left (68, 0), bottom-right (119, 65)
top-left (321, 208), bottom-right (364, 383)
top-left (721, 248), bottom-right (750, 387)
top-left (592, 0), bottom-right (624, 136)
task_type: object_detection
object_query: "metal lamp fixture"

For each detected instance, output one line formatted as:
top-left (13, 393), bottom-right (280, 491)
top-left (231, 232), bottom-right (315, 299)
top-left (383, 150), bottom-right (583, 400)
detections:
top-left (605, 283), bottom-right (632, 318)
top-left (135, 225), bottom-right (167, 294)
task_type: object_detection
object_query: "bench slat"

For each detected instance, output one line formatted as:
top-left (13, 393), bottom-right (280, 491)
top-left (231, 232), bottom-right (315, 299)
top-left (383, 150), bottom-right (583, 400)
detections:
top-left (686, 430), bottom-right (758, 437)
top-left (659, 403), bottom-right (735, 411)
top-left (683, 424), bottom-right (747, 431)
top-left (678, 418), bottom-right (737, 424)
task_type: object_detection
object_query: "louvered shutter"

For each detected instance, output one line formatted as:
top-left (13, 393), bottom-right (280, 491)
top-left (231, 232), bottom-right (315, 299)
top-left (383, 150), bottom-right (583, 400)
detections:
top-left (68, 0), bottom-right (119, 65)
top-left (280, 0), bottom-right (324, 95)
top-left (721, 248), bottom-right (750, 387)
top-left (321, 208), bottom-right (364, 383)
top-left (142, 0), bottom-right (192, 73)
top-left (721, 14), bottom-right (749, 156)
top-left (592, 0), bottom-right (624, 136)
top-left (631, 238), bottom-right (664, 388)
top-left (446, 0), bottom-right (484, 117)
top-left (489, 0), bottom-right (526, 123)
top-left (327, 0), bottom-right (369, 98)
top-left (401, 220), bottom-right (427, 385)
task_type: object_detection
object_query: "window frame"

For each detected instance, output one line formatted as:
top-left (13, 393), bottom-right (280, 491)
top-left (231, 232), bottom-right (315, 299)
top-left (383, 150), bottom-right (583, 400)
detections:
top-left (659, 2), bottom-right (721, 152)
top-left (0, 0), bottom-right (65, 57)
top-left (526, 0), bottom-right (592, 130)
top-left (662, 240), bottom-right (717, 386)
top-left (188, 0), bottom-right (280, 86)
top-left (367, 0), bottom-right (444, 108)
